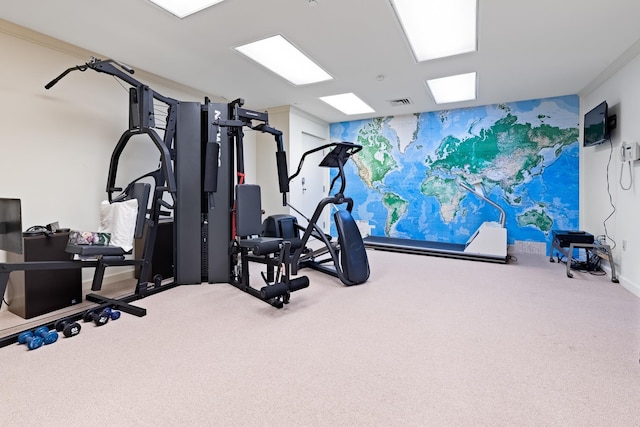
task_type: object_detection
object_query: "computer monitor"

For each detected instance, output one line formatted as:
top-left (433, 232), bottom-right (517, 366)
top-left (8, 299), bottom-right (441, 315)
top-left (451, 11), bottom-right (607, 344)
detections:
top-left (0, 198), bottom-right (23, 254)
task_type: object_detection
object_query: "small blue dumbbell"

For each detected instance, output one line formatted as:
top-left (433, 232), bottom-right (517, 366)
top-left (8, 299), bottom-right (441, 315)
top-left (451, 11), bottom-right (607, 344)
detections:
top-left (17, 331), bottom-right (44, 350)
top-left (33, 326), bottom-right (59, 345)
top-left (103, 307), bottom-right (121, 320)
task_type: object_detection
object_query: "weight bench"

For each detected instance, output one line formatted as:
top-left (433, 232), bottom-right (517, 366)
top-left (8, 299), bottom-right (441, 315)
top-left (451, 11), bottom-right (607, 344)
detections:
top-left (232, 184), bottom-right (309, 308)
top-left (65, 182), bottom-right (150, 291)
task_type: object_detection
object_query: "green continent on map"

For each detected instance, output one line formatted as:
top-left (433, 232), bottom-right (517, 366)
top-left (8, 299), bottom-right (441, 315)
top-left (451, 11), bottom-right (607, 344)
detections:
top-left (427, 114), bottom-right (577, 187)
top-left (351, 118), bottom-right (398, 188)
top-left (420, 176), bottom-right (466, 223)
top-left (422, 113), bottom-right (578, 222)
top-left (382, 192), bottom-right (408, 234)
top-left (516, 207), bottom-right (553, 232)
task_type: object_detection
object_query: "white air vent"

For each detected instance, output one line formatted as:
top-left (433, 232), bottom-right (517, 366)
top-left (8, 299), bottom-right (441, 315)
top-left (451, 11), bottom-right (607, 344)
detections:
top-left (389, 98), bottom-right (412, 106)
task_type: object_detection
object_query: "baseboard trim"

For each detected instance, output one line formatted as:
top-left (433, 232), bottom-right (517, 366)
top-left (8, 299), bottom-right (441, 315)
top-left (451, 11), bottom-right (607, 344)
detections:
top-left (600, 264), bottom-right (640, 298)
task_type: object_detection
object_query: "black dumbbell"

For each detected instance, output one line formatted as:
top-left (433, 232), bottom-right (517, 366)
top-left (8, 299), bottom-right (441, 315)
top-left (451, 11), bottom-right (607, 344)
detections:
top-left (83, 308), bottom-right (111, 326)
top-left (55, 318), bottom-right (82, 338)
top-left (17, 331), bottom-right (44, 350)
top-left (33, 326), bottom-right (59, 345)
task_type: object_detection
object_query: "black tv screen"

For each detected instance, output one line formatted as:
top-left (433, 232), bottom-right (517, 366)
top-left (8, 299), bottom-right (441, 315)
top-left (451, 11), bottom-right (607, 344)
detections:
top-left (583, 101), bottom-right (609, 146)
top-left (0, 198), bottom-right (23, 254)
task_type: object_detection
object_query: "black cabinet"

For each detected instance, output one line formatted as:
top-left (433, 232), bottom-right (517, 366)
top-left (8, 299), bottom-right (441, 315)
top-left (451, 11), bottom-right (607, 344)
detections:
top-left (6, 232), bottom-right (82, 319)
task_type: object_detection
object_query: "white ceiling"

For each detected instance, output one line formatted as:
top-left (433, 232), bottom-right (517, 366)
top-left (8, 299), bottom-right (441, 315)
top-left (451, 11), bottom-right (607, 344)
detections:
top-left (2, 0), bottom-right (640, 123)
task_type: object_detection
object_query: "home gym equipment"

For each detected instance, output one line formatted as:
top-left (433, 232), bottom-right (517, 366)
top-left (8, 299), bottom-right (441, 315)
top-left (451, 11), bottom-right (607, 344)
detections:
top-left (363, 181), bottom-right (508, 263)
top-left (0, 57), bottom-right (181, 330)
top-left (83, 308), bottom-right (112, 326)
top-left (262, 141), bottom-right (370, 286)
top-left (55, 318), bottom-right (82, 338)
top-left (1, 58), bottom-right (313, 348)
top-left (33, 326), bottom-right (59, 345)
top-left (102, 307), bottom-right (121, 320)
top-left (232, 184), bottom-right (310, 307)
top-left (17, 331), bottom-right (44, 350)
top-left (205, 100), bottom-right (309, 307)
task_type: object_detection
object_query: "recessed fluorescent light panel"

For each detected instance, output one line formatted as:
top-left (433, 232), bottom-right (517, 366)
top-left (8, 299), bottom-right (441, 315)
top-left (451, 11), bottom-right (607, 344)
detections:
top-left (149, 0), bottom-right (224, 18)
top-left (235, 35), bottom-right (333, 85)
top-left (319, 93), bottom-right (375, 115)
top-left (391, 0), bottom-right (477, 61)
top-left (426, 72), bottom-right (477, 104)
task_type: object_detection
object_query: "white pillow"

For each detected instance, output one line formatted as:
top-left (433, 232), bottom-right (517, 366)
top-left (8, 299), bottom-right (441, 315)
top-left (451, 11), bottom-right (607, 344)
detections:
top-left (98, 199), bottom-right (138, 252)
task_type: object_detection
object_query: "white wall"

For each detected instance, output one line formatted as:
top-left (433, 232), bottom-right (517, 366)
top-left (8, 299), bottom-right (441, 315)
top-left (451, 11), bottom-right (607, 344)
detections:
top-left (580, 41), bottom-right (640, 297)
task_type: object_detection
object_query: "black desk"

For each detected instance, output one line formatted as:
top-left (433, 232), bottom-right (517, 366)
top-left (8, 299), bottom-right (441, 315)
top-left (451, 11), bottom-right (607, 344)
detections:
top-left (6, 232), bottom-right (82, 318)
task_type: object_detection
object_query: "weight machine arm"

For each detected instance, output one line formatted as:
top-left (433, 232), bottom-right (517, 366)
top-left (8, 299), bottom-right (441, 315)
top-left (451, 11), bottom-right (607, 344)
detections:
top-left (45, 57), bottom-right (177, 106)
top-left (213, 100), bottom-right (290, 206)
top-left (45, 57), bottom-right (178, 195)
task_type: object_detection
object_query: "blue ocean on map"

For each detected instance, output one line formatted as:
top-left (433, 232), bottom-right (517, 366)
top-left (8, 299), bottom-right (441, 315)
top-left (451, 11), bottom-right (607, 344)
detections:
top-left (329, 95), bottom-right (580, 246)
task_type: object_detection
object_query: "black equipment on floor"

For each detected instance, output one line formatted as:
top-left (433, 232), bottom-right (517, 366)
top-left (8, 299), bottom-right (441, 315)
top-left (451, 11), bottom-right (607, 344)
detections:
top-left (263, 141), bottom-right (370, 286)
top-left (210, 100), bottom-right (309, 307)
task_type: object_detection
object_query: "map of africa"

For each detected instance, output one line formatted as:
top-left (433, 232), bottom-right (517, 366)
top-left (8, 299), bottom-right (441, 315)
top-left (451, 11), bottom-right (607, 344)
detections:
top-left (329, 95), bottom-right (579, 246)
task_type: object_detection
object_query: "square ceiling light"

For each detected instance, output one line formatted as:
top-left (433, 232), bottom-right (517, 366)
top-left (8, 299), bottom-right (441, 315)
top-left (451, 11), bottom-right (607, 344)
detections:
top-left (319, 93), bottom-right (375, 115)
top-left (235, 35), bottom-right (333, 86)
top-left (391, 0), bottom-right (477, 61)
top-left (426, 72), bottom-right (477, 104)
top-left (148, 0), bottom-right (224, 18)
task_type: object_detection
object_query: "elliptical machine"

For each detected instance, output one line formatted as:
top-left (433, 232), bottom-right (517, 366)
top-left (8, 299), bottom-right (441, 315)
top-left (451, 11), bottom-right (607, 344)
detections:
top-left (262, 141), bottom-right (369, 286)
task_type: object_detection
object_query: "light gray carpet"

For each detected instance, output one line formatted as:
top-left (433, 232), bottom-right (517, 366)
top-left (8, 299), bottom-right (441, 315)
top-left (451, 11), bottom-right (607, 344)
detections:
top-left (2, 250), bottom-right (639, 426)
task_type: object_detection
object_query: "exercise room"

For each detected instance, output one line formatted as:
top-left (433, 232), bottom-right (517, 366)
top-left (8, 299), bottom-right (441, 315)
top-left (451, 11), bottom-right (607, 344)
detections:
top-left (1, 1), bottom-right (639, 425)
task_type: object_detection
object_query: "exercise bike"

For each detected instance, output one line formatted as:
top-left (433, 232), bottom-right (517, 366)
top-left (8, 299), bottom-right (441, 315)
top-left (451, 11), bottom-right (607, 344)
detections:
top-left (262, 141), bottom-right (369, 286)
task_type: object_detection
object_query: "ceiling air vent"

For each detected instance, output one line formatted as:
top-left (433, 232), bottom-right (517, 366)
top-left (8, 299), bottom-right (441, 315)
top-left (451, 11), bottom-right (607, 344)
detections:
top-left (388, 98), bottom-right (412, 106)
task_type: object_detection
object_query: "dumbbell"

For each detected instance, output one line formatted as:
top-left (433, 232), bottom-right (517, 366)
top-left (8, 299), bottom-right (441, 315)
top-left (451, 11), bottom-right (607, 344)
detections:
top-left (103, 307), bottom-right (121, 320)
top-left (17, 331), bottom-right (44, 350)
top-left (83, 308), bottom-right (111, 326)
top-left (55, 318), bottom-right (82, 338)
top-left (33, 326), bottom-right (59, 345)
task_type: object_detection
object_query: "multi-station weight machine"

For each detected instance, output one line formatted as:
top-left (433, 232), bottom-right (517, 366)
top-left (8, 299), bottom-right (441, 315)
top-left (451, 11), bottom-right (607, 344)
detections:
top-left (0, 57), bottom-right (309, 346)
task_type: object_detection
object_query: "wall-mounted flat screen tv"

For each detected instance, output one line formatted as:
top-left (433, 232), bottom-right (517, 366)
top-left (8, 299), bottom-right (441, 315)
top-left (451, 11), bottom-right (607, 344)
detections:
top-left (583, 101), bottom-right (609, 147)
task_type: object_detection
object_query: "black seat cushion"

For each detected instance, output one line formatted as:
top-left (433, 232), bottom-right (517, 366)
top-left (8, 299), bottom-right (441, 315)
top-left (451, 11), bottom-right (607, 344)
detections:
top-left (66, 244), bottom-right (126, 257)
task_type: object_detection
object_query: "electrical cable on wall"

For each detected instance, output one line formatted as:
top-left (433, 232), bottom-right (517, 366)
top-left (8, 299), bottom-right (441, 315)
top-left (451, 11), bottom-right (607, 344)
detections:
top-left (603, 139), bottom-right (617, 250)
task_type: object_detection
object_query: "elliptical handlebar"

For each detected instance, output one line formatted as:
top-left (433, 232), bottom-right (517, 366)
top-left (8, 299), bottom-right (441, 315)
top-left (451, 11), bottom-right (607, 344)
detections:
top-left (289, 141), bottom-right (362, 196)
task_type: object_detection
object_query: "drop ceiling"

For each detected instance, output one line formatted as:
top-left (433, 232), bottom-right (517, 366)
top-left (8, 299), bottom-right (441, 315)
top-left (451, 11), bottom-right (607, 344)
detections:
top-left (1, 0), bottom-right (640, 123)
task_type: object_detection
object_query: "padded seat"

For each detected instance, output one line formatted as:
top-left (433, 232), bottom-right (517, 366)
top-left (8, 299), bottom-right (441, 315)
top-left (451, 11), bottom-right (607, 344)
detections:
top-left (236, 184), bottom-right (283, 256)
top-left (65, 182), bottom-right (150, 258)
top-left (65, 244), bottom-right (127, 257)
top-left (238, 236), bottom-right (282, 256)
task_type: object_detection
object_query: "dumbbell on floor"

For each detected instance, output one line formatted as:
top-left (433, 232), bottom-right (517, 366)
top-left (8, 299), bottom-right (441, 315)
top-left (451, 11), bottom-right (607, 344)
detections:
top-left (83, 308), bottom-right (111, 326)
top-left (83, 307), bottom-right (121, 326)
top-left (17, 331), bottom-right (44, 350)
top-left (55, 318), bottom-right (82, 338)
top-left (33, 326), bottom-right (59, 345)
top-left (103, 307), bottom-right (121, 320)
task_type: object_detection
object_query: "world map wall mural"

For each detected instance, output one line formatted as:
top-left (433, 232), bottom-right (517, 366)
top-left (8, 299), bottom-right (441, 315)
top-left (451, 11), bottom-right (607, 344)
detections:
top-left (329, 95), bottom-right (579, 246)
